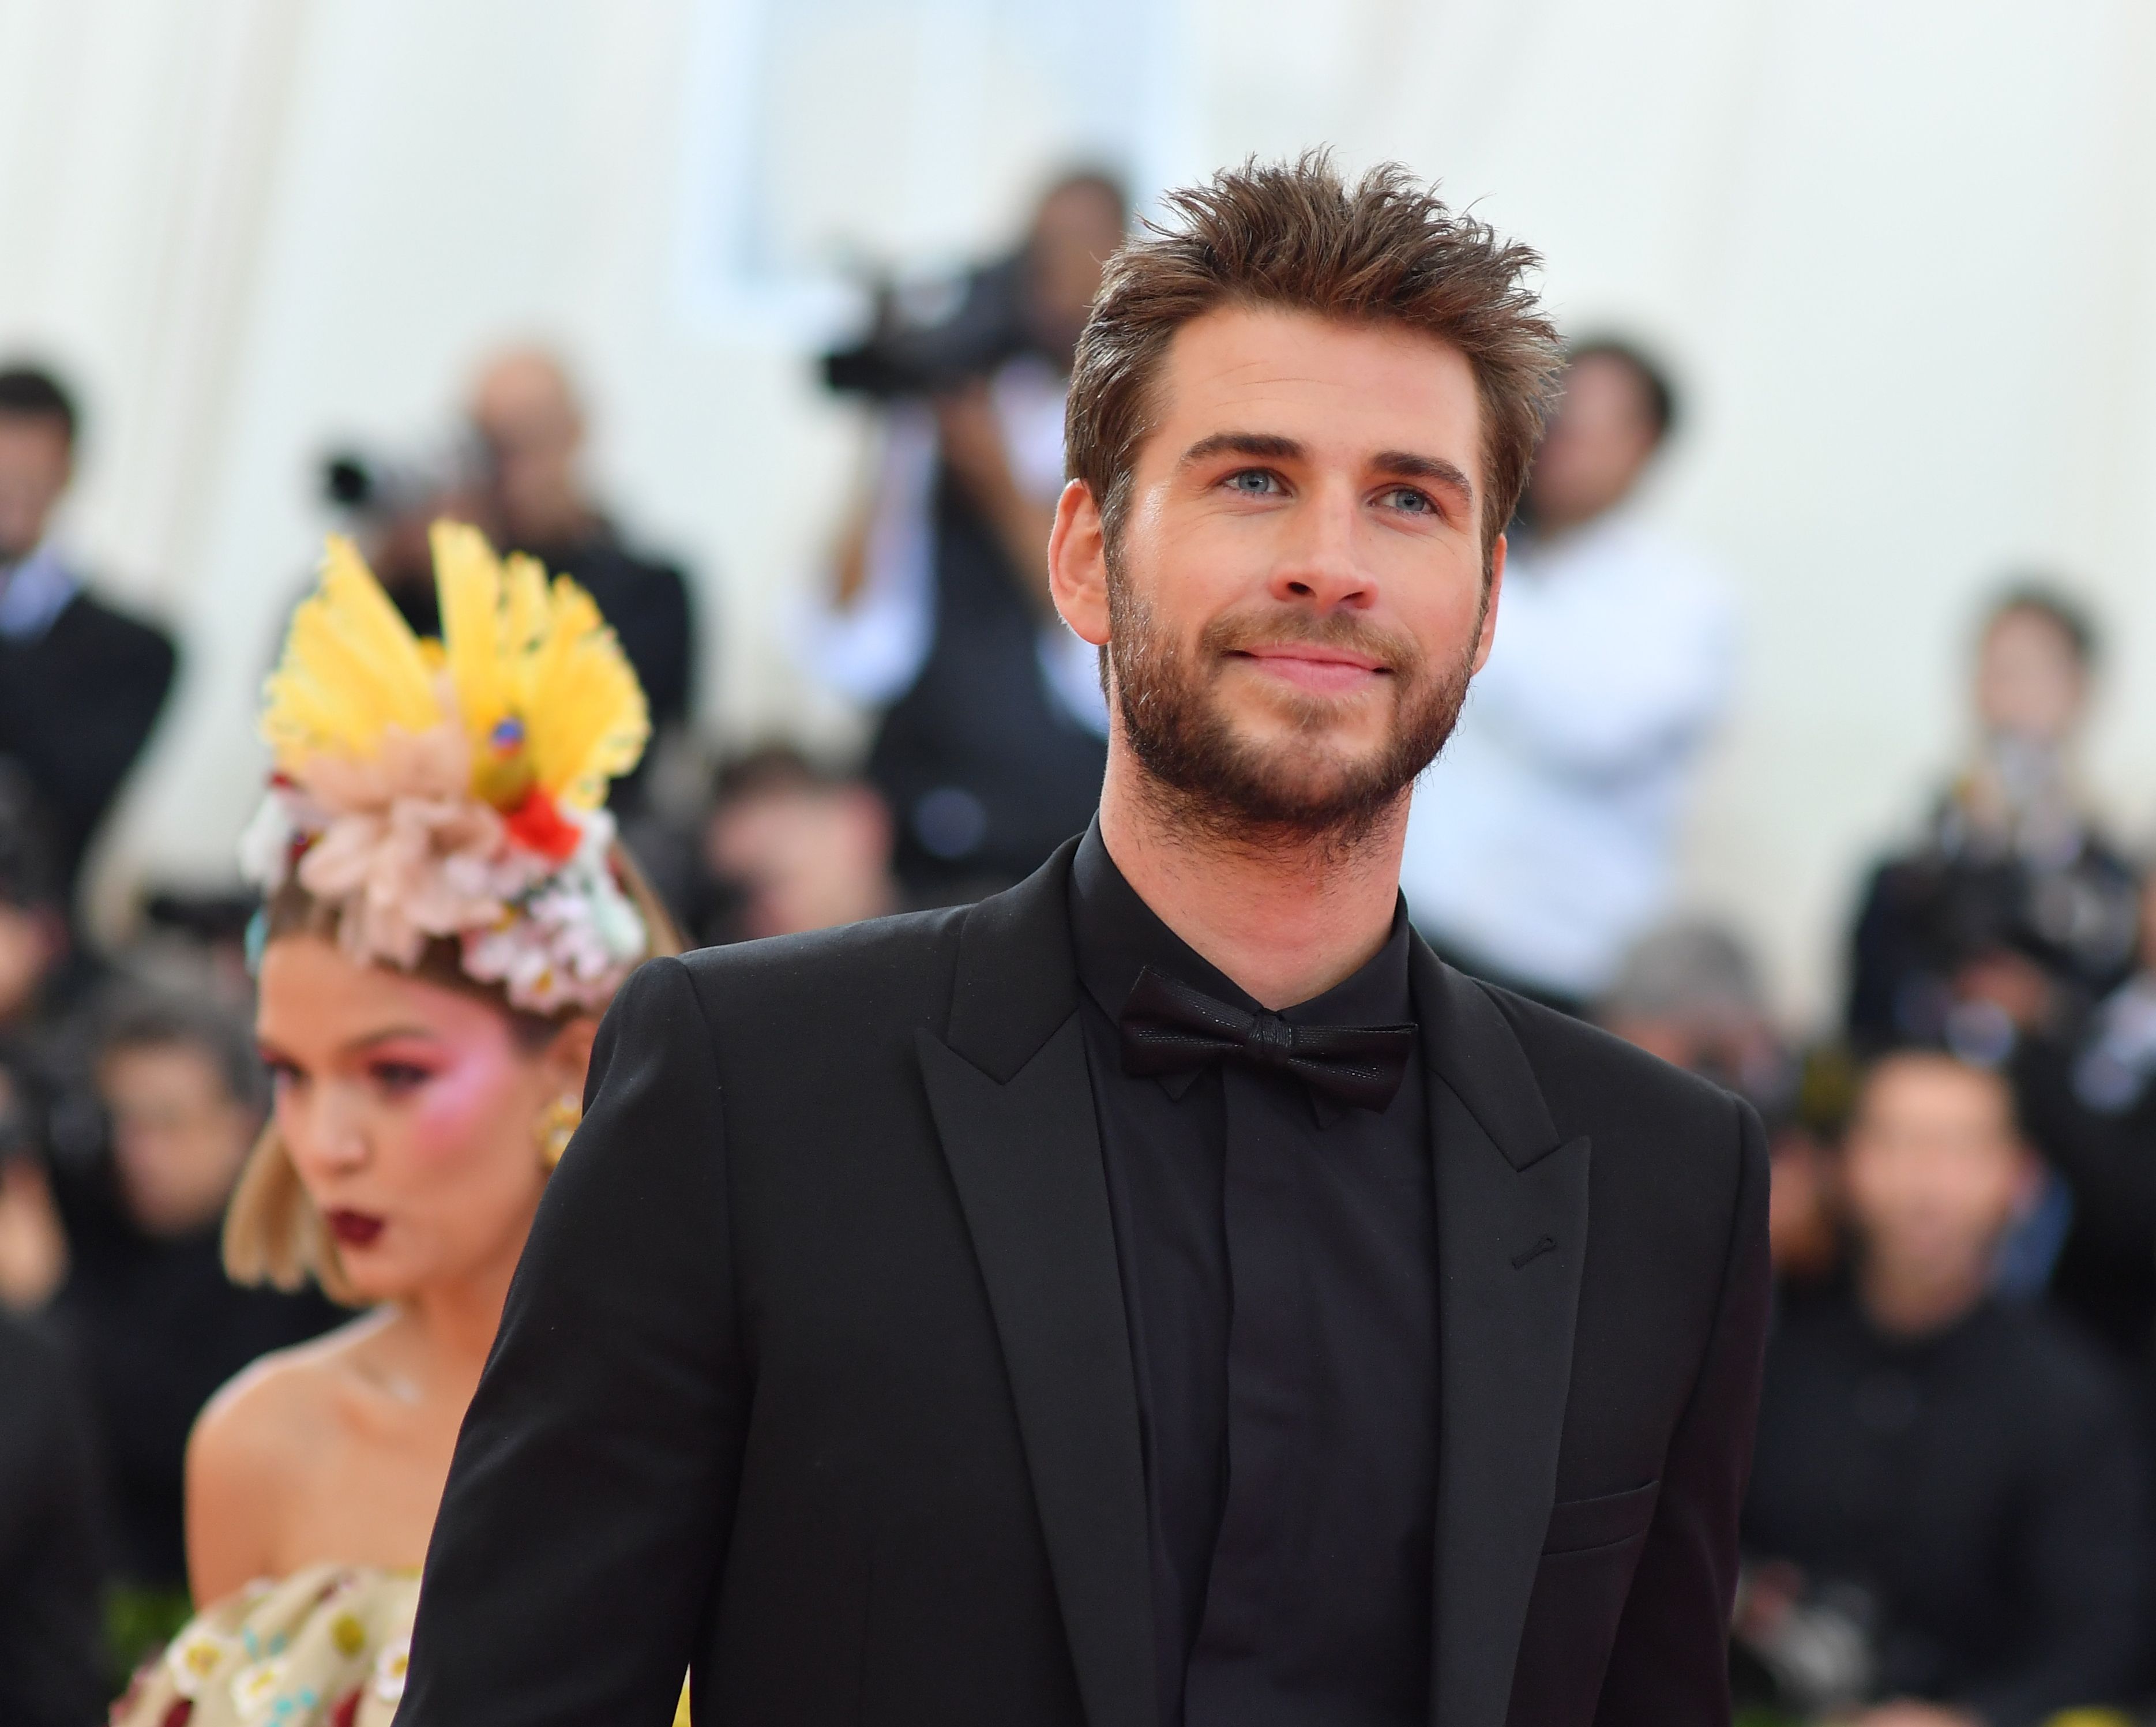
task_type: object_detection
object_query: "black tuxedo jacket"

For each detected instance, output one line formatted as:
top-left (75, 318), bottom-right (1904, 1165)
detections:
top-left (403, 842), bottom-right (1768, 1727)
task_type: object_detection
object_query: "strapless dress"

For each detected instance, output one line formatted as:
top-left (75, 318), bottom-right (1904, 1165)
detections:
top-left (111, 1564), bottom-right (690, 1725)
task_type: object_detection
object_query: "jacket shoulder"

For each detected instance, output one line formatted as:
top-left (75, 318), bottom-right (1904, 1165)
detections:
top-left (52, 588), bottom-right (176, 659)
top-left (1477, 979), bottom-right (1749, 1151)
top-left (675, 903), bottom-right (969, 1033)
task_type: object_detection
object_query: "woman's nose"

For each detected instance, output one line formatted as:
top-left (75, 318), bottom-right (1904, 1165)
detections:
top-left (298, 1088), bottom-right (370, 1170)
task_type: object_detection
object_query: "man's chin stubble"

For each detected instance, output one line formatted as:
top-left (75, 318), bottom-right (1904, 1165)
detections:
top-left (1118, 677), bottom-right (1466, 857)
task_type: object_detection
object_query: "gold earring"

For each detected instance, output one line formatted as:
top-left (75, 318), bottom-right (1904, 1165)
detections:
top-left (538, 1096), bottom-right (582, 1169)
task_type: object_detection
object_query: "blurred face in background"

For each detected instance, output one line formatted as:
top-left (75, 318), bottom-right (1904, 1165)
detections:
top-left (705, 777), bottom-right (897, 940)
top-left (256, 934), bottom-right (588, 1304)
top-left (1974, 605), bottom-right (2087, 749)
top-left (1026, 180), bottom-right (1128, 358)
top-left (1523, 352), bottom-right (1661, 535)
top-left (1058, 306), bottom-right (1500, 842)
top-left (469, 350), bottom-right (589, 550)
top-left (1842, 1053), bottom-right (2033, 1326)
top-left (101, 1039), bottom-right (260, 1238)
top-left (0, 412), bottom-right (72, 562)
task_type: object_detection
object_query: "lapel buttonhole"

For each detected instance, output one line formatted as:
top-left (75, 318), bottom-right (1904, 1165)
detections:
top-left (1510, 1234), bottom-right (1557, 1270)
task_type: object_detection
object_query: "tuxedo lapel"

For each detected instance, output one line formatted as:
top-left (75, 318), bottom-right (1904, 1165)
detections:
top-left (1413, 944), bottom-right (1591, 1727)
top-left (917, 843), bottom-right (1156, 1727)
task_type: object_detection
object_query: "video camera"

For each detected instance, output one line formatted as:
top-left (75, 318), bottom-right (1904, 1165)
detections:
top-left (318, 438), bottom-right (478, 525)
top-left (821, 254), bottom-right (1037, 401)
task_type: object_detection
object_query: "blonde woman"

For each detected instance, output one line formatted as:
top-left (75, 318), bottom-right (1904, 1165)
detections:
top-left (114, 524), bottom-right (678, 1727)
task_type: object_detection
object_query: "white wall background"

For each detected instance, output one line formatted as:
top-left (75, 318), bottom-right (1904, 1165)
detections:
top-left (3, 0), bottom-right (2153, 1022)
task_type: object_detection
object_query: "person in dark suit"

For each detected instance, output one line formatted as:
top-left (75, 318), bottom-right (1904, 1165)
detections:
top-left (465, 346), bottom-right (696, 814)
top-left (403, 157), bottom-right (1771, 1727)
top-left (0, 365), bottom-right (178, 913)
top-left (1741, 1049), bottom-right (2146, 1725)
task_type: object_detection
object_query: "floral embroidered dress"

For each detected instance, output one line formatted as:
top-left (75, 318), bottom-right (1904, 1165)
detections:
top-left (111, 1565), bottom-right (415, 1727)
top-left (111, 1567), bottom-right (694, 1726)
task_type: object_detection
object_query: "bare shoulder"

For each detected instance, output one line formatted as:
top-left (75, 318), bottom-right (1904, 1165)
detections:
top-left (185, 1309), bottom-right (387, 1599)
top-left (192, 1308), bottom-right (387, 1470)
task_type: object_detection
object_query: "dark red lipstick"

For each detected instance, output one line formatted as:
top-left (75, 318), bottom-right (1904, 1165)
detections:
top-left (326, 1210), bottom-right (385, 1248)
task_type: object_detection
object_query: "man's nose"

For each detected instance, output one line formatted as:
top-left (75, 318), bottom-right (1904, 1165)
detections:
top-left (1267, 485), bottom-right (1374, 611)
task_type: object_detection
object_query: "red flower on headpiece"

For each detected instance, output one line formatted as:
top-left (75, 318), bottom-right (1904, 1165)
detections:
top-left (503, 788), bottom-right (583, 862)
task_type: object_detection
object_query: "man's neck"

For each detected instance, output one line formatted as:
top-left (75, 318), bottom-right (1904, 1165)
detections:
top-left (1096, 752), bottom-right (1408, 1011)
top-left (510, 501), bottom-right (600, 555)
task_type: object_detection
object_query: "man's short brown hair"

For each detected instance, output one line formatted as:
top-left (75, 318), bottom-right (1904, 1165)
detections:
top-left (1066, 154), bottom-right (1563, 568)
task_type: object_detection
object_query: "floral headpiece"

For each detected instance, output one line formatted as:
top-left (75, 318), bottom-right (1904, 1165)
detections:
top-left (241, 521), bottom-right (652, 1013)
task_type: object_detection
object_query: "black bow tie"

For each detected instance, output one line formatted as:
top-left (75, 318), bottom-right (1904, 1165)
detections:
top-left (1117, 965), bottom-right (1417, 1113)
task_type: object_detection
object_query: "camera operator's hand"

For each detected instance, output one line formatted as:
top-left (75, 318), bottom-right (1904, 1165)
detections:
top-left (935, 383), bottom-right (1057, 620)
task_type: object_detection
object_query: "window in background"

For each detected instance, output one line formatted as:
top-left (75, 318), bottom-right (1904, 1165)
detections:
top-left (673, 0), bottom-right (1195, 341)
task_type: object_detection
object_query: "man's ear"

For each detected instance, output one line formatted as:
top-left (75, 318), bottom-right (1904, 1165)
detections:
top-left (1048, 479), bottom-right (1111, 648)
top-left (1471, 532), bottom-right (1507, 675)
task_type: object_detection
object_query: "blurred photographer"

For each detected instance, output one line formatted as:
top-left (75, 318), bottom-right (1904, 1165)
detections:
top-left (806, 171), bottom-right (1126, 900)
top-left (1398, 338), bottom-right (1736, 1012)
top-left (1847, 585), bottom-right (2140, 1058)
top-left (52, 990), bottom-right (337, 1603)
top-left (1740, 1048), bottom-right (2146, 1727)
top-left (2006, 865), bottom-right (2156, 1369)
top-left (692, 746), bottom-right (900, 945)
top-left (466, 348), bottom-right (697, 762)
top-left (320, 348), bottom-right (697, 813)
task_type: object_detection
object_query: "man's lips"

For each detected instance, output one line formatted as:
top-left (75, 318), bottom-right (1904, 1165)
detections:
top-left (325, 1209), bottom-right (385, 1248)
top-left (1232, 644), bottom-right (1389, 694)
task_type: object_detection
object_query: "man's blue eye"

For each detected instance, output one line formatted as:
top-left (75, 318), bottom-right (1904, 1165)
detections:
top-left (1227, 470), bottom-right (1276, 494)
top-left (1384, 487), bottom-right (1433, 513)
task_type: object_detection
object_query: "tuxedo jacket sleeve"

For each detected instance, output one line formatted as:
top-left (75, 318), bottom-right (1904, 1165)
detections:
top-left (401, 846), bottom-right (1767, 1727)
top-left (401, 956), bottom-right (746, 1725)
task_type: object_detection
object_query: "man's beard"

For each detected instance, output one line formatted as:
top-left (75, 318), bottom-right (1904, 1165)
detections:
top-left (1105, 555), bottom-right (1478, 851)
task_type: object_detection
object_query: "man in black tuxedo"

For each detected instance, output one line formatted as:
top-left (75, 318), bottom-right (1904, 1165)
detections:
top-left (404, 158), bottom-right (1770, 1727)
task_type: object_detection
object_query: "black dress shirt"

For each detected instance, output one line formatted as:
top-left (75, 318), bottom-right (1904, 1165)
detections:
top-left (1068, 823), bottom-right (1437, 1727)
top-left (1743, 1289), bottom-right (2147, 1726)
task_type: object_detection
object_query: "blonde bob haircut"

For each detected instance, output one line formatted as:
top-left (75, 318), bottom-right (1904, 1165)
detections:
top-left (223, 844), bottom-right (684, 1305)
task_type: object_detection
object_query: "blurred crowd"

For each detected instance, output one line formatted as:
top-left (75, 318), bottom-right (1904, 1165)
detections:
top-left (3, 172), bottom-right (2156, 1727)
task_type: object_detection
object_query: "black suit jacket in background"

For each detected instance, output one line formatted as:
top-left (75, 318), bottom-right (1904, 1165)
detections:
top-left (401, 841), bottom-right (1770, 1727)
top-left (0, 588), bottom-right (177, 906)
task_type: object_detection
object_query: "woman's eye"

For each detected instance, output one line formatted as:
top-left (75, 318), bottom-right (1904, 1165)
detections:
top-left (265, 1062), bottom-right (303, 1092)
top-left (1225, 469), bottom-right (1280, 496)
top-left (370, 1062), bottom-right (432, 1094)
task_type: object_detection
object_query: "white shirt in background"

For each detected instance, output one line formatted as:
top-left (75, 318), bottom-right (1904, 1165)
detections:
top-left (1401, 510), bottom-right (1737, 1001)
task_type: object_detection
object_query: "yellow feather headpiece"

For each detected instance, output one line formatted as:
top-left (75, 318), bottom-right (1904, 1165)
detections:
top-left (262, 521), bottom-right (649, 813)
top-left (244, 523), bottom-right (655, 1014)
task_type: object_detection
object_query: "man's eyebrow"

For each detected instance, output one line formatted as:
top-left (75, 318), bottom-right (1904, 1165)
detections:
top-left (1177, 433), bottom-right (1475, 504)
top-left (1372, 450), bottom-right (1474, 501)
top-left (1177, 431), bottom-right (1305, 468)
